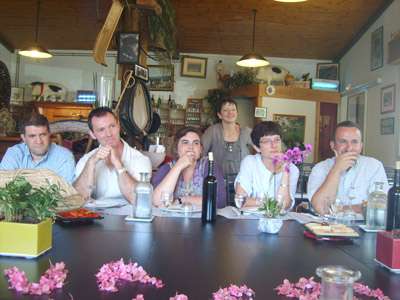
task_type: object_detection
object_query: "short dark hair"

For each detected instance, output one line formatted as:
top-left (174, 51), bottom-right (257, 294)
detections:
top-left (216, 98), bottom-right (238, 121)
top-left (21, 113), bottom-right (49, 135)
top-left (172, 126), bottom-right (201, 156)
top-left (88, 107), bottom-right (116, 131)
top-left (332, 121), bottom-right (362, 141)
top-left (250, 121), bottom-right (282, 148)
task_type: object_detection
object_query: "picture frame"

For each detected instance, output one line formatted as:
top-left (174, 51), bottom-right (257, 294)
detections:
top-left (273, 114), bottom-right (306, 148)
top-left (380, 117), bottom-right (394, 135)
top-left (181, 56), bottom-right (207, 78)
top-left (134, 64), bottom-right (149, 81)
top-left (10, 87), bottom-right (24, 105)
top-left (116, 31), bottom-right (140, 65)
top-left (316, 63), bottom-right (339, 80)
top-left (147, 65), bottom-right (174, 91)
top-left (254, 107), bottom-right (267, 118)
top-left (381, 84), bottom-right (396, 114)
top-left (371, 26), bottom-right (383, 71)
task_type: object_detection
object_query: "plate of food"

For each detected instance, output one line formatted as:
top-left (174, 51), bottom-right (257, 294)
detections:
top-left (56, 208), bottom-right (103, 223)
top-left (304, 222), bottom-right (359, 239)
top-left (159, 204), bottom-right (202, 213)
top-left (84, 199), bottom-right (123, 208)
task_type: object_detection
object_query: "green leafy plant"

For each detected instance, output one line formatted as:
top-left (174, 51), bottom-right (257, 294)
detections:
top-left (0, 174), bottom-right (65, 223)
top-left (257, 196), bottom-right (283, 218)
top-left (222, 69), bottom-right (255, 92)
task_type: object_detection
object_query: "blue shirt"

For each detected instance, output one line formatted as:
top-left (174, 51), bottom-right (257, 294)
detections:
top-left (0, 142), bottom-right (76, 184)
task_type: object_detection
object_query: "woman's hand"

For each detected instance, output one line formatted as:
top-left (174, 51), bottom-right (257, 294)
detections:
top-left (175, 153), bottom-right (194, 170)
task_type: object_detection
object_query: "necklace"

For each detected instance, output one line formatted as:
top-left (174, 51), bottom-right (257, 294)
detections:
top-left (222, 124), bottom-right (239, 138)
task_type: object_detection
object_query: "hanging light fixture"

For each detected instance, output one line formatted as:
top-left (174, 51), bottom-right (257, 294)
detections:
top-left (236, 9), bottom-right (269, 68)
top-left (274, 0), bottom-right (308, 2)
top-left (19, 1), bottom-right (52, 58)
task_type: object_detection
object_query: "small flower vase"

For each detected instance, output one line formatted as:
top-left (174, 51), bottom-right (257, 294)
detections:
top-left (258, 217), bottom-right (283, 234)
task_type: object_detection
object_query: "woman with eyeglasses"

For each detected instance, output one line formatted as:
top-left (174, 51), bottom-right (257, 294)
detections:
top-left (153, 126), bottom-right (226, 208)
top-left (201, 98), bottom-right (252, 178)
top-left (235, 121), bottom-right (299, 210)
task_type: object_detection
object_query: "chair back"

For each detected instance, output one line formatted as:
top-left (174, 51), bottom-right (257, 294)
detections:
top-left (225, 173), bottom-right (237, 206)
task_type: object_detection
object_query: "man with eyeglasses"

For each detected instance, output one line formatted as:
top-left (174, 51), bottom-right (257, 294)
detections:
top-left (234, 121), bottom-right (299, 211)
top-left (308, 121), bottom-right (389, 214)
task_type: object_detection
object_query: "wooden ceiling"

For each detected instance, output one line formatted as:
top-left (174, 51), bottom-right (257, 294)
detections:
top-left (0, 0), bottom-right (392, 61)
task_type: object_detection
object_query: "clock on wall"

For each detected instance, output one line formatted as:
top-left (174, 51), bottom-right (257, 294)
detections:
top-left (0, 61), bottom-right (11, 109)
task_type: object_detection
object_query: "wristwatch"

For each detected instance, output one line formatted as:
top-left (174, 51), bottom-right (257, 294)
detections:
top-left (116, 167), bottom-right (127, 176)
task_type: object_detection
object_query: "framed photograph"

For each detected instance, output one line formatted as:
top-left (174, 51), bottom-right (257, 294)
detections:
top-left (10, 87), bottom-right (24, 105)
top-left (380, 117), bottom-right (394, 135)
top-left (181, 56), bottom-right (207, 78)
top-left (254, 107), bottom-right (267, 118)
top-left (134, 64), bottom-right (149, 81)
top-left (116, 31), bottom-right (140, 65)
top-left (273, 114), bottom-right (306, 148)
top-left (371, 26), bottom-right (383, 71)
top-left (381, 84), bottom-right (396, 114)
top-left (316, 63), bottom-right (339, 80)
top-left (147, 65), bottom-right (174, 91)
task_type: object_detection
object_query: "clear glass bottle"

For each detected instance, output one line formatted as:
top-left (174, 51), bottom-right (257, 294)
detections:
top-left (366, 182), bottom-right (387, 230)
top-left (133, 173), bottom-right (153, 219)
top-left (316, 265), bottom-right (361, 300)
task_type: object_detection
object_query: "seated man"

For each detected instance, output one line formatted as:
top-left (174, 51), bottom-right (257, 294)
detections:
top-left (0, 113), bottom-right (75, 184)
top-left (74, 107), bottom-right (151, 204)
top-left (308, 121), bottom-right (389, 214)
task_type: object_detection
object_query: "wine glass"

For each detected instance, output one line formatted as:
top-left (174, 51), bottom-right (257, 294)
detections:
top-left (256, 192), bottom-right (265, 207)
top-left (234, 193), bottom-right (247, 217)
top-left (343, 187), bottom-right (357, 221)
top-left (321, 197), bottom-right (332, 220)
top-left (330, 198), bottom-right (343, 222)
top-left (161, 191), bottom-right (173, 215)
top-left (180, 189), bottom-right (193, 215)
top-left (84, 185), bottom-right (96, 210)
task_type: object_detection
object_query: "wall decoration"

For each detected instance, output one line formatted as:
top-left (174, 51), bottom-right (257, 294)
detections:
top-left (273, 114), bottom-right (306, 149)
top-left (134, 64), bottom-right (149, 81)
top-left (117, 31), bottom-right (140, 65)
top-left (380, 117), bottom-right (394, 135)
top-left (147, 65), bottom-right (174, 91)
top-left (381, 84), bottom-right (396, 114)
top-left (254, 107), bottom-right (267, 118)
top-left (10, 87), bottom-right (24, 105)
top-left (371, 26), bottom-right (383, 71)
top-left (181, 56), bottom-right (207, 78)
top-left (316, 63), bottom-right (339, 80)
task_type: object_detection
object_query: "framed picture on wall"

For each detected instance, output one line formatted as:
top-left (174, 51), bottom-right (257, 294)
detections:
top-left (371, 26), bottom-right (383, 71)
top-left (117, 31), bottom-right (140, 65)
top-left (10, 87), bottom-right (24, 105)
top-left (381, 84), bottom-right (396, 114)
top-left (273, 114), bottom-right (306, 149)
top-left (316, 63), bottom-right (339, 80)
top-left (181, 56), bottom-right (207, 78)
top-left (254, 107), bottom-right (267, 118)
top-left (146, 65), bottom-right (174, 91)
top-left (380, 117), bottom-right (394, 135)
top-left (134, 64), bottom-right (149, 81)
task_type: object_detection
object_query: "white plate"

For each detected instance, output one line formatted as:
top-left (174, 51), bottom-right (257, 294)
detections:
top-left (159, 204), bottom-right (201, 213)
top-left (85, 199), bottom-right (122, 208)
top-left (375, 259), bottom-right (400, 273)
top-left (359, 224), bottom-right (385, 232)
top-left (329, 212), bottom-right (364, 221)
top-left (242, 207), bottom-right (264, 215)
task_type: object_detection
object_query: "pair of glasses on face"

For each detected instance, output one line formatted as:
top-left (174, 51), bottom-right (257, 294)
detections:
top-left (259, 138), bottom-right (282, 146)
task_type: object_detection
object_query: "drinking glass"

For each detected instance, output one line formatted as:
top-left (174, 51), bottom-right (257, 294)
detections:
top-left (255, 192), bottom-right (265, 207)
top-left (330, 198), bottom-right (343, 222)
top-left (84, 185), bottom-right (96, 210)
top-left (321, 197), bottom-right (332, 220)
top-left (180, 189), bottom-right (193, 215)
top-left (161, 191), bottom-right (173, 215)
top-left (234, 193), bottom-right (247, 217)
top-left (344, 187), bottom-right (357, 221)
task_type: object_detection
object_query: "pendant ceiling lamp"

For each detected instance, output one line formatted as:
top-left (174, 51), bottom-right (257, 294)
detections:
top-left (236, 9), bottom-right (269, 68)
top-left (19, 1), bottom-right (52, 59)
top-left (274, 0), bottom-right (307, 2)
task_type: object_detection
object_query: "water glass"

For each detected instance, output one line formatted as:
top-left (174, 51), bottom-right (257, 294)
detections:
top-left (181, 189), bottom-right (193, 216)
top-left (255, 192), bottom-right (265, 207)
top-left (161, 191), bottom-right (173, 208)
top-left (234, 193), bottom-right (247, 217)
top-left (330, 198), bottom-right (343, 222)
top-left (321, 197), bottom-right (332, 220)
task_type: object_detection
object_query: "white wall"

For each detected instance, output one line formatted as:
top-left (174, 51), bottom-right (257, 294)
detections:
top-left (340, 0), bottom-right (400, 166)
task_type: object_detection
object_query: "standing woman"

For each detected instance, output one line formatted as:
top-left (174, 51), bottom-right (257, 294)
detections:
top-left (153, 127), bottom-right (226, 208)
top-left (201, 98), bottom-right (252, 178)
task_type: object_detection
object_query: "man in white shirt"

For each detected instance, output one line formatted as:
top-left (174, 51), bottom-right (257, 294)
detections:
top-left (74, 107), bottom-right (151, 204)
top-left (308, 121), bottom-right (389, 214)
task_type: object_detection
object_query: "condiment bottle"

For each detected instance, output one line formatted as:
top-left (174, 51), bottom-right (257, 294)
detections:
top-left (133, 172), bottom-right (153, 219)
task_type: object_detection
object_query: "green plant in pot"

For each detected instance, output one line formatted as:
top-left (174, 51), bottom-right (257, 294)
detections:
top-left (0, 174), bottom-right (65, 258)
top-left (257, 196), bottom-right (284, 234)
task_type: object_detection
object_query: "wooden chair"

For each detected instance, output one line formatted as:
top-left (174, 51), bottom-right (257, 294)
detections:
top-left (48, 120), bottom-right (93, 154)
top-left (225, 173), bottom-right (238, 206)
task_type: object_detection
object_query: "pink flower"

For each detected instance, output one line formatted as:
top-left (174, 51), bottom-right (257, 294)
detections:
top-left (132, 294), bottom-right (144, 300)
top-left (274, 144), bottom-right (313, 173)
top-left (170, 293), bottom-right (189, 300)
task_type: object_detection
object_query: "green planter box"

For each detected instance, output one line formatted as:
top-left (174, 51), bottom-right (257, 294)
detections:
top-left (0, 218), bottom-right (52, 258)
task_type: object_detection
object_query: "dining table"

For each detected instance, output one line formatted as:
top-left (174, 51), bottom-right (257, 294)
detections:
top-left (1, 207), bottom-right (399, 300)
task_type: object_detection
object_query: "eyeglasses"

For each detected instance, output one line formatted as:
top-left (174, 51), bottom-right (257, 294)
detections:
top-left (259, 138), bottom-right (282, 146)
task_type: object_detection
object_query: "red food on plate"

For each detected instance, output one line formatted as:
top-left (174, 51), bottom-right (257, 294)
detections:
top-left (58, 208), bottom-right (100, 219)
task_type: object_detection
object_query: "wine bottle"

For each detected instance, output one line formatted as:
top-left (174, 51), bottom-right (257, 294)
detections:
top-left (386, 161), bottom-right (400, 232)
top-left (202, 152), bottom-right (217, 222)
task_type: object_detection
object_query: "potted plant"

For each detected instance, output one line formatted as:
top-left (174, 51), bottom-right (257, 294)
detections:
top-left (0, 174), bottom-right (64, 258)
top-left (257, 196), bottom-right (284, 234)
